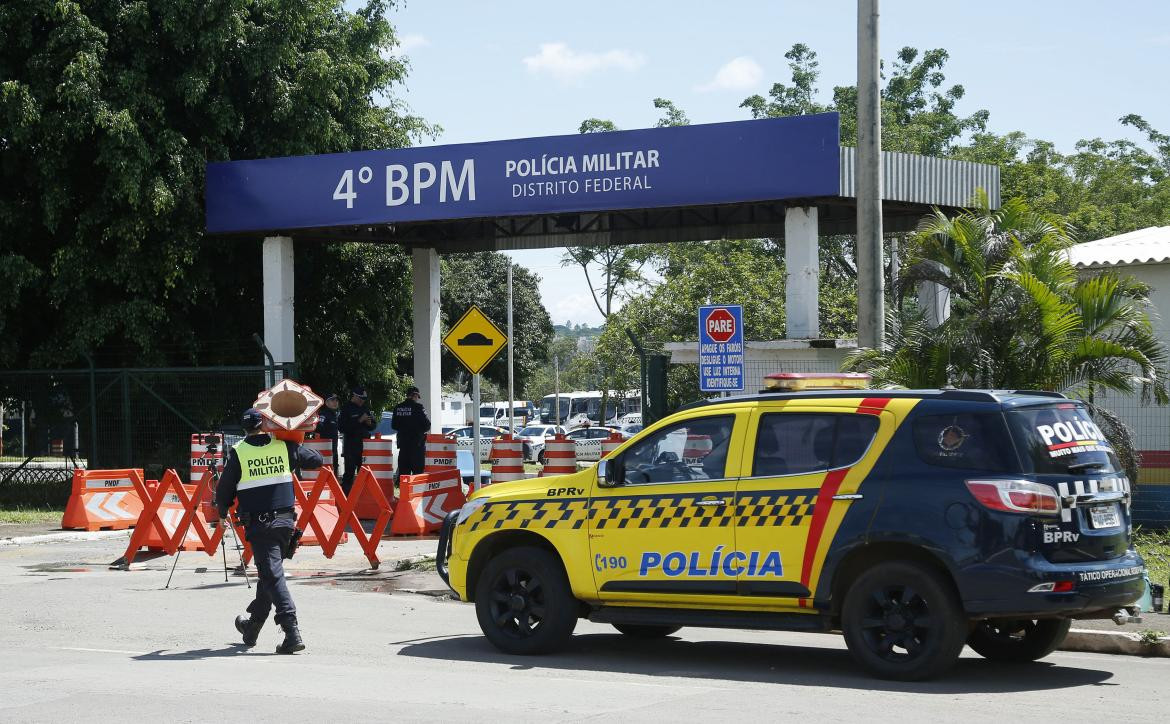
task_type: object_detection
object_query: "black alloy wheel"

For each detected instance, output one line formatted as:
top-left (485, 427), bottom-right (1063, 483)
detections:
top-left (842, 561), bottom-right (966, 681)
top-left (475, 546), bottom-right (577, 654)
top-left (967, 618), bottom-right (1071, 662)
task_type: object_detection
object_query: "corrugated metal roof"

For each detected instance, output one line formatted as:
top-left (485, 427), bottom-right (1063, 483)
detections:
top-left (839, 147), bottom-right (1001, 209)
top-left (1068, 226), bottom-right (1170, 268)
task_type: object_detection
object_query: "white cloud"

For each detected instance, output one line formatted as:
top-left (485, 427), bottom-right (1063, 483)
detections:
top-left (522, 42), bottom-right (645, 83)
top-left (695, 56), bottom-right (764, 93)
top-left (387, 34), bottom-right (429, 57)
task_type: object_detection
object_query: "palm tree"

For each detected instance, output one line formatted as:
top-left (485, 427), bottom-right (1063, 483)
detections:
top-left (846, 196), bottom-right (1167, 403)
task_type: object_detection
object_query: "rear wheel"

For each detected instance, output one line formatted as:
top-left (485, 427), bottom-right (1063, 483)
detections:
top-left (612, 624), bottom-right (681, 638)
top-left (537, 449), bottom-right (547, 466)
top-left (842, 561), bottom-right (966, 681)
top-left (474, 546), bottom-right (577, 655)
top-left (966, 618), bottom-right (1071, 662)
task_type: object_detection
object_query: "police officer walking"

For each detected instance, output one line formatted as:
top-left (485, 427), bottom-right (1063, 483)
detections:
top-left (338, 387), bottom-right (377, 495)
top-left (391, 386), bottom-right (431, 478)
top-left (216, 408), bottom-right (322, 654)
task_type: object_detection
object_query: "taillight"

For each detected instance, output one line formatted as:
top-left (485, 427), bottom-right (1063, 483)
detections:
top-left (966, 479), bottom-right (1061, 516)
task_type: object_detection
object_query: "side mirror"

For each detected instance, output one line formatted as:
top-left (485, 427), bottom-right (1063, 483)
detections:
top-left (597, 458), bottom-right (622, 488)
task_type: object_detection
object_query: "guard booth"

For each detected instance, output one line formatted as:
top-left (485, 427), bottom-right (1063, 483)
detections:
top-left (204, 113), bottom-right (999, 422)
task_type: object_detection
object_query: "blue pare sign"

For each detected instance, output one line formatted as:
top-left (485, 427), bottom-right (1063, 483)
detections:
top-left (205, 114), bottom-right (840, 233)
top-left (698, 305), bottom-right (744, 392)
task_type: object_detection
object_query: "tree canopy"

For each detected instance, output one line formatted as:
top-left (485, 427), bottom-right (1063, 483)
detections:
top-left (0, 0), bottom-right (432, 408)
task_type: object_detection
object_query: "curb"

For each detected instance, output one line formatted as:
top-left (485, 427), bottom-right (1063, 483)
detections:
top-left (1061, 628), bottom-right (1170, 657)
top-left (0, 529), bottom-right (132, 547)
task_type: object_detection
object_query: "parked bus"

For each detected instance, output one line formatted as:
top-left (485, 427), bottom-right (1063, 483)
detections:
top-left (539, 391), bottom-right (640, 428)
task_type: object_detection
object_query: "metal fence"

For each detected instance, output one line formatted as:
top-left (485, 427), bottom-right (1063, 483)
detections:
top-left (0, 364), bottom-right (292, 506)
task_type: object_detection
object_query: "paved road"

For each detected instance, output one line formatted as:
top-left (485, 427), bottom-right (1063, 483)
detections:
top-left (1, 534), bottom-right (1168, 722)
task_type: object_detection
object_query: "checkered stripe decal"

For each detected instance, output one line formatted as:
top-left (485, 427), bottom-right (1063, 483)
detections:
top-left (463, 492), bottom-right (817, 532)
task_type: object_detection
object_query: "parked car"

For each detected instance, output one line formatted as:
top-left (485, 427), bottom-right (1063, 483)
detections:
top-left (456, 448), bottom-right (492, 489)
top-left (562, 426), bottom-right (620, 463)
top-left (447, 425), bottom-right (531, 463)
top-left (618, 422), bottom-right (643, 439)
top-left (517, 424), bottom-right (567, 463)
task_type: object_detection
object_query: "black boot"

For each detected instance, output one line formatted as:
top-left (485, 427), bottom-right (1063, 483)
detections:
top-left (234, 614), bottom-right (264, 646)
top-left (275, 618), bottom-right (305, 654)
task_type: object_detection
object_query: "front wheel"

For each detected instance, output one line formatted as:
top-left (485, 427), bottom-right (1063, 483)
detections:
top-left (841, 561), bottom-right (966, 681)
top-left (537, 450), bottom-right (547, 466)
top-left (613, 624), bottom-right (681, 638)
top-left (474, 546), bottom-right (577, 655)
top-left (966, 618), bottom-right (1071, 662)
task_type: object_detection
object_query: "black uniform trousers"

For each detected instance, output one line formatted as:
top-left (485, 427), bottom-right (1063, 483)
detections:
top-left (341, 440), bottom-right (363, 496)
top-left (243, 513), bottom-right (297, 626)
top-left (397, 435), bottom-right (425, 477)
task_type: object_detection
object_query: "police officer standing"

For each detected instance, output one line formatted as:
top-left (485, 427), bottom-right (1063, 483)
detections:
top-left (338, 387), bottom-right (377, 495)
top-left (216, 408), bottom-right (322, 654)
top-left (314, 393), bottom-right (341, 467)
top-left (391, 386), bottom-right (430, 478)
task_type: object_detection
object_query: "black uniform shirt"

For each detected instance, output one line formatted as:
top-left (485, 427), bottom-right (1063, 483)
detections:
top-left (315, 406), bottom-right (339, 439)
top-left (391, 399), bottom-right (431, 441)
top-left (216, 434), bottom-right (323, 513)
top-left (339, 401), bottom-right (376, 444)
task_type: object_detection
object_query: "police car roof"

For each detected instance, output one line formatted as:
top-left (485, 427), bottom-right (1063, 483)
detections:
top-left (681, 388), bottom-right (1068, 411)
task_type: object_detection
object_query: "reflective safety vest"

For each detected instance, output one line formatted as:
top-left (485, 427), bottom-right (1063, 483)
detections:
top-left (234, 438), bottom-right (293, 491)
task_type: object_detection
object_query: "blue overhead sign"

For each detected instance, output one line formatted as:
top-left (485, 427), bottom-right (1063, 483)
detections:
top-left (205, 113), bottom-right (840, 234)
top-left (699, 305), bottom-right (744, 393)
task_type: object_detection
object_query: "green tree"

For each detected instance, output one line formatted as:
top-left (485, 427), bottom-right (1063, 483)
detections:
top-left (0, 0), bottom-right (433, 412)
top-left (439, 252), bottom-right (553, 398)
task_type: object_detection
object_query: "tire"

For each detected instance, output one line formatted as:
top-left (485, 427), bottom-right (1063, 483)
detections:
top-left (537, 450), bottom-right (547, 466)
top-left (966, 618), bottom-right (1071, 662)
top-left (474, 546), bottom-right (578, 655)
top-left (841, 561), bottom-right (966, 681)
top-left (612, 624), bottom-right (681, 638)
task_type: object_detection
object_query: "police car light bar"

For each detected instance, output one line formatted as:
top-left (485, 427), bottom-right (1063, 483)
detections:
top-left (762, 372), bottom-right (871, 391)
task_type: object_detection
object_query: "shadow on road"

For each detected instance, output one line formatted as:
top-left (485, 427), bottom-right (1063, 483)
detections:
top-left (398, 632), bottom-right (1115, 693)
top-left (132, 643), bottom-right (278, 660)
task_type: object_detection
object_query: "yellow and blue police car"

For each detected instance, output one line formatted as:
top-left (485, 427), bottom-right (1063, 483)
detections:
top-left (436, 373), bottom-right (1143, 680)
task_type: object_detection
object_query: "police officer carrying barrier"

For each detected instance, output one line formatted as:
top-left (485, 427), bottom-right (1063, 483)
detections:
top-left (338, 387), bottom-right (377, 495)
top-left (216, 408), bottom-right (322, 654)
top-left (391, 385), bottom-right (430, 478)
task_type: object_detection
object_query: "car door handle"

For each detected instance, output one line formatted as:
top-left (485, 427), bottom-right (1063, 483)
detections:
top-left (693, 499), bottom-right (727, 506)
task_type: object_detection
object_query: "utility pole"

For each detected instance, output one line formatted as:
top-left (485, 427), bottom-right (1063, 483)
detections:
top-left (856, 0), bottom-right (885, 349)
top-left (507, 264), bottom-right (515, 432)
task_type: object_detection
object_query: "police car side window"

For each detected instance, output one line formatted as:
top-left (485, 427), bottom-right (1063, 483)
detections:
top-left (622, 416), bottom-right (734, 485)
top-left (752, 414), bottom-right (879, 477)
top-left (911, 413), bottom-right (1013, 472)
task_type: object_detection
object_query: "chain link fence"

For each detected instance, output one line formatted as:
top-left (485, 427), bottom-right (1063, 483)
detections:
top-left (0, 365), bottom-right (292, 507)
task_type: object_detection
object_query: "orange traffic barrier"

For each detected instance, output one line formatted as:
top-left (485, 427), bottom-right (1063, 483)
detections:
top-left (365, 434), bottom-right (396, 488)
top-left (190, 433), bottom-right (227, 522)
top-left (683, 434), bottom-right (713, 465)
top-left (540, 434), bottom-right (577, 477)
top-left (122, 470), bottom-right (246, 565)
top-left (62, 469), bottom-right (146, 531)
top-left (424, 433), bottom-right (457, 471)
top-left (296, 466), bottom-right (393, 568)
top-left (299, 438), bottom-right (336, 482)
top-left (600, 431), bottom-right (625, 460)
top-left (390, 468), bottom-right (466, 536)
top-left (489, 433), bottom-right (524, 488)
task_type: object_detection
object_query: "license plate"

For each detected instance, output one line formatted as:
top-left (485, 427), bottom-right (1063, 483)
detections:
top-left (1089, 504), bottom-right (1121, 529)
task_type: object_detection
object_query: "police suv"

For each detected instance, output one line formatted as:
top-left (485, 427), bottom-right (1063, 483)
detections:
top-left (436, 374), bottom-right (1143, 680)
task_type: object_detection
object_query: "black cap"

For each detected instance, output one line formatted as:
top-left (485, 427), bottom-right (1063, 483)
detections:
top-left (325, 393), bottom-right (339, 402)
top-left (351, 387), bottom-right (368, 399)
top-left (406, 386), bottom-right (420, 396)
top-left (241, 408), bottom-right (264, 430)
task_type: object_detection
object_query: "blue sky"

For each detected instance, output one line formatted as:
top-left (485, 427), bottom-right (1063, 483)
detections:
top-left (381, 0), bottom-right (1170, 326)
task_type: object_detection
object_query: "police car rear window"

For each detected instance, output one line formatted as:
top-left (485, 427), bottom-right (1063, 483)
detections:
top-left (752, 413), bottom-right (879, 476)
top-left (1005, 405), bottom-right (1120, 475)
top-left (911, 413), bottom-right (1014, 472)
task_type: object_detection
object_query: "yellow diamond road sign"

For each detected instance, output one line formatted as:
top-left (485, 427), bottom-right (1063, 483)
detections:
top-left (443, 305), bottom-right (508, 375)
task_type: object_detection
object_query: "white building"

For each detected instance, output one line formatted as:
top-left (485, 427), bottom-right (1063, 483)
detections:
top-left (1068, 226), bottom-right (1170, 523)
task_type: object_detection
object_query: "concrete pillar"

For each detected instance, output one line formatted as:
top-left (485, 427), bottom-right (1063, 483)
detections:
top-left (785, 206), bottom-right (820, 339)
top-left (262, 235), bottom-right (295, 379)
top-left (919, 262), bottom-right (951, 328)
top-left (412, 247), bottom-right (442, 429)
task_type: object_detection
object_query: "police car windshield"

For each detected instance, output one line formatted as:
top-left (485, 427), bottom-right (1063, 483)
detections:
top-left (1005, 404), bottom-right (1121, 475)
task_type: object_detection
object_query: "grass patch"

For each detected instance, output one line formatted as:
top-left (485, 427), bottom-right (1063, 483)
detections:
top-left (1134, 528), bottom-right (1170, 588)
top-left (0, 507), bottom-right (63, 525)
top-left (394, 556), bottom-right (437, 572)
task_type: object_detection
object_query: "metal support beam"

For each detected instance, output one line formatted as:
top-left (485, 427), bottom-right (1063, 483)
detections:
top-left (412, 247), bottom-right (442, 429)
top-left (784, 206), bottom-right (820, 339)
top-left (262, 235), bottom-right (295, 379)
top-left (856, 0), bottom-right (885, 349)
